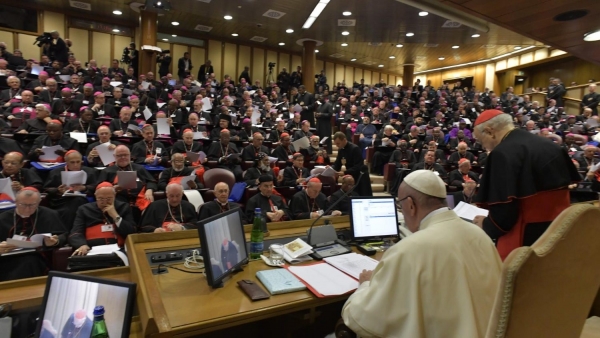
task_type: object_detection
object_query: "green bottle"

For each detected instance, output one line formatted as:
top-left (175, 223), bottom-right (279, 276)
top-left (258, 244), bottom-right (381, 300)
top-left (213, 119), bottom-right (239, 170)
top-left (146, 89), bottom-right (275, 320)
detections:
top-left (250, 208), bottom-right (264, 259)
top-left (90, 306), bottom-right (109, 338)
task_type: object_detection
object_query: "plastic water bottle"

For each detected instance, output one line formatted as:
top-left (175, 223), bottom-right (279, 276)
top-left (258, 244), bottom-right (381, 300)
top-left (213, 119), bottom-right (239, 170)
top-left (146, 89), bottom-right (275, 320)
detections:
top-left (250, 208), bottom-right (264, 259)
top-left (90, 306), bottom-right (109, 338)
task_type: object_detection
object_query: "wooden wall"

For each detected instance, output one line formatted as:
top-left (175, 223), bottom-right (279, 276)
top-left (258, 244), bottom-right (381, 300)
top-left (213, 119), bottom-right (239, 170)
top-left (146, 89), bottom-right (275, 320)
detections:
top-left (421, 64), bottom-right (487, 91)
top-left (520, 56), bottom-right (600, 90)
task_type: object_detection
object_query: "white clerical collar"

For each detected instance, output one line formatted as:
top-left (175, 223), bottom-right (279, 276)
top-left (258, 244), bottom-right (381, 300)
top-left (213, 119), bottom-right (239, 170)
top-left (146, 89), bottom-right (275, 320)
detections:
top-left (419, 207), bottom-right (449, 231)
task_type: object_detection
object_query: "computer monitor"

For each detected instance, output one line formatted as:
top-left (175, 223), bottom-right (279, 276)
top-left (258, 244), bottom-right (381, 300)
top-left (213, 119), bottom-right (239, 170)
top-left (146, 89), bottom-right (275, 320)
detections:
top-left (35, 271), bottom-right (136, 338)
top-left (197, 207), bottom-right (248, 288)
top-left (349, 196), bottom-right (399, 240)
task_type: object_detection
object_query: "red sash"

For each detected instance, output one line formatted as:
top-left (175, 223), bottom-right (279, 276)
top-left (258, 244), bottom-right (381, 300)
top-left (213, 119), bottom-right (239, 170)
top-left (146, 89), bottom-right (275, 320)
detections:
top-left (85, 223), bottom-right (124, 247)
top-left (113, 174), bottom-right (150, 211)
top-left (496, 189), bottom-right (569, 260)
top-left (316, 156), bottom-right (325, 164)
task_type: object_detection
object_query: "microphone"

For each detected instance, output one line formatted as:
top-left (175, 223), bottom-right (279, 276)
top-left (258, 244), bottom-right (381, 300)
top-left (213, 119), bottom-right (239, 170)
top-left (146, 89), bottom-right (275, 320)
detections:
top-left (306, 165), bottom-right (369, 245)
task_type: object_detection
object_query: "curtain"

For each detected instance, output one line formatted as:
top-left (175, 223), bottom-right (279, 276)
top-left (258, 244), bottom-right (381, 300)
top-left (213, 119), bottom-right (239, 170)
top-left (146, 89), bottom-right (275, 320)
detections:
top-left (42, 277), bottom-right (98, 334)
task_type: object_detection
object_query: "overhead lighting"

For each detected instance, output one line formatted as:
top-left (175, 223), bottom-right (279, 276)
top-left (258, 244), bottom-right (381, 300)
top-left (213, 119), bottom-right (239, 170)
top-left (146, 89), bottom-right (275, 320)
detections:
top-left (171, 21), bottom-right (179, 26)
top-left (406, 32), bottom-right (414, 37)
top-left (471, 33), bottom-right (480, 38)
top-left (279, 42), bottom-right (285, 46)
top-left (378, 64), bottom-right (384, 67)
top-left (342, 11), bottom-right (352, 16)
top-left (514, 46), bottom-right (522, 50)
top-left (438, 57), bottom-right (445, 60)
top-left (112, 10), bottom-right (122, 15)
top-left (341, 31), bottom-right (350, 36)
top-left (350, 58), bottom-right (356, 61)
top-left (302, 0), bottom-right (331, 29)
top-left (232, 33), bottom-right (238, 36)
top-left (224, 15), bottom-right (233, 20)
top-left (452, 45), bottom-right (460, 49)
top-left (162, 38), bottom-right (168, 41)
top-left (172, 34), bottom-right (177, 37)
top-left (341, 43), bottom-right (348, 46)
top-left (112, 29), bottom-right (120, 33)
top-left (315, 49), bottom-right (319, 53)
top-left (389, 56), bottom-right (395, 59)
top-left (396, 44), bottom-right (403, 47)
top-left (584, 29), bottom-right (600, 41)
top-left (419, 11), bottom-right (428, 16)
top-left (286, 29), bottom-right (294, 33)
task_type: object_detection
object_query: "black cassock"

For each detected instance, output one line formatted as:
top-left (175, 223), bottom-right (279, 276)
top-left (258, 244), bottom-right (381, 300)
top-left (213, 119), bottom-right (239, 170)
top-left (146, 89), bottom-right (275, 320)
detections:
top-left (289, 191), bottom-right (329, 220)
top-left (272, 144), bottom-right (296, 162)
top-left (0, 168), bottom-right (43, 192)
top-left (206, 141), bottom-right (243, 181)
top-left (139, 199), bottom-right (198, 232)
top-left (245, 193), bottom-right (292, 223)
top-left (69, 201), bottom-right (136, 249)
top-left (0, 137), bottom-right (23, 158)
top-left (221, 240), bottom-right (239, 271)
top-left (332, 142), bottom-right (372, 196)
top-left (329, 189), bottom-right (358, 215)
top-left (28, 135), bottom-right (80, 161)
top-left (198, 201), bottom-right (246, 224)
top-left (315, 101), bottom-right (333, 153)
top-left (0, 206), bottom-right (67, 281)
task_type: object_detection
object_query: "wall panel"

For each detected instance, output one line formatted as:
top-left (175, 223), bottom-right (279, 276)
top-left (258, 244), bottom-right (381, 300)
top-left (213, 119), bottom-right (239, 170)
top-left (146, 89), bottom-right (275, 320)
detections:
top-left (291, 55), bottom-right (302, 73)
top-left (0, 31), bottom-right (13, 52)
top-left (208, 40), bottom-right (222, 80)
top-left (252, 48), bottom-right (265, 86)
top-left (354, 68), bottom-right (363, 83)
top-left (223, 43), bottom-right (237, 80)
top-left (325, 62), bottom-right (334, 89)
top-left (372, 72), bottom-right (380, 85)
top-left (363, 70), bottom-right (372, 85)
top-left (91, 32), bottom-right (111, 67)
top-left (315, 60), bottom-right (324, 73)
top-left (237, 45), bottom-right (251, 82)
top-left (17, 34), bottom-right (39, 61)
top-left (344, 66), bottom-right (354, 86)
top-left (113, 35), bottom-right (132, 66)
top-left (334, 64), bottom-right (344, 85)
top-left (524, 56), bottom-right (600, 89)
top-left (191, 47), bottom-right (206, 79)
top-left (68, 28), bottom-right (88, 62)
top-left (266, 50), bottom-right (278, 83)
top-left (44, 12), bottom-right (65, 38)
top-left (279, 53), bottom-right (290, 74)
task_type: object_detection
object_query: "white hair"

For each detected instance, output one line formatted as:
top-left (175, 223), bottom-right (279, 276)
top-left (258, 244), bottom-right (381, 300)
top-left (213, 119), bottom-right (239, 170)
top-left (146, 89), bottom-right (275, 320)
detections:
top-left (35, 104), bottom-right (49, 112)
top-left (474, 113), bottom-right (513, 134)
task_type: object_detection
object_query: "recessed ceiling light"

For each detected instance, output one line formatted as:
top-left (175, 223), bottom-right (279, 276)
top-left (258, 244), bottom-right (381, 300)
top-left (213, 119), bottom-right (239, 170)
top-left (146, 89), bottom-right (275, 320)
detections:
top-left (406, 32), bottom-right (414, 37)
top-left (232, 33), bottom-right (238, 36)
top-left (419, 11), bottom-right (428, 16)
top-left (162, 38), bottom-right (168, 41)
top-left (315, 49), bottom-right (319, 53)
top-left (471, 33), bottom-right (480, 38)
top-left (171, 21), bottom-right (179, 26)
top-left (452, 45), bottom-right (460, 49)
top-left (584, 30), bottom-right (600, 41)
top-left (112, 29), bottom-right (120, 33)
top-left (378, 64), bottom-right (384, 67)
top-left (343, 11), bottom-right (352, 16)
top-left (389, 56), bottom-right (395, 59)
top-left (112, 10), bottom-right (122, 15)
top-left (514, 46), bottom-right (522, 50)
top-left (341, 43), bottom-right (348, 46)
top-left (341, 31), bottom-right (350, 36)
top-left (350, 58), bottom-right (356, 61)
top-left (279, 42), bottom-right (285, 46)
top-left (438, 57), bottom-right (445, 60)
top-left (396, 44), bottom-right (403, 47)
top-left (286, 29), bottom-right (294, 33)
top-left (172, 34), bottom-right (177, 37)
top-left (224, 15), bottom-right (233, 20)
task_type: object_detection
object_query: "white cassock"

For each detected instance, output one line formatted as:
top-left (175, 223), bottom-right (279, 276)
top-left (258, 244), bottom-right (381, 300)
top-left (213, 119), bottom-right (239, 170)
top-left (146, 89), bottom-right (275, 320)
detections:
top-left (342, 208), bottom-right (502, 338)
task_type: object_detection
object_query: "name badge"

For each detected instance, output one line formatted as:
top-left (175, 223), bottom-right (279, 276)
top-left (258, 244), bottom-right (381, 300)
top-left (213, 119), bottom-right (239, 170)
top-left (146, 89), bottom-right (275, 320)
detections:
top-left (156, 148), bottom-right (162, 154)
top-left (170, 114), bottom-right (176, 118)
top-left (164, 88), bottom-right (168, 92)
top-left (53, 97), bottom-right (59, 101)
top-left (101, 224), bottom-right (113, 232)
top-left (288, 155), bottom-right (293, 160)
top-left (272, 206), bottom-right (278, 211)
top-left (82, 100), bottom-right (89, 105)
top-left (115, 101), bottom-right (120, 104)
top-left (14, 95), bottom-right (21, 100)
top-left (98, 110), bottom-right (105, 116)
top-left (136, 178), bottom-right (141, 182)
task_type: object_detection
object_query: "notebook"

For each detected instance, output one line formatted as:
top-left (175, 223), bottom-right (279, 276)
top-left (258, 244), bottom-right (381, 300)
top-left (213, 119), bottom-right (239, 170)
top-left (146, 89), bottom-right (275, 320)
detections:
top-left (256, 269), bottom-right (307, 295)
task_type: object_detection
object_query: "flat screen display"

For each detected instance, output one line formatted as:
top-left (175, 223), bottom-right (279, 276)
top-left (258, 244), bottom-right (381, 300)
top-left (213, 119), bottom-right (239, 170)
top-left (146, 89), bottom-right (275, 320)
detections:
top-left (350, 197), bottom-right (399, 239)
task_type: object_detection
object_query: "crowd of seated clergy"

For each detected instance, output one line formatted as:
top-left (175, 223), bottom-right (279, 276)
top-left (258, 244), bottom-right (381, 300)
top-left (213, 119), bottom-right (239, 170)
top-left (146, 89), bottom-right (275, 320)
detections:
top-left (0, 46), bottom-right (598, 282)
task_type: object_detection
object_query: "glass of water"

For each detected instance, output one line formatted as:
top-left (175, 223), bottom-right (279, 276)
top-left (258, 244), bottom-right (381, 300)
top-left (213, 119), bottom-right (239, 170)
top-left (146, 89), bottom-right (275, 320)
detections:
top-left (269, 244), bottom-right (284, 265)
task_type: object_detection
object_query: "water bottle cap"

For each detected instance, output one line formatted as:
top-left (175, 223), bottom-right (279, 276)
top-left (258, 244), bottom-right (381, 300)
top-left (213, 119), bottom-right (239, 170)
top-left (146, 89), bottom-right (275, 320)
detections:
top-left (254, 208), bottom-right (261, 213)
top-left (93, 306), bottom-right (105, 316)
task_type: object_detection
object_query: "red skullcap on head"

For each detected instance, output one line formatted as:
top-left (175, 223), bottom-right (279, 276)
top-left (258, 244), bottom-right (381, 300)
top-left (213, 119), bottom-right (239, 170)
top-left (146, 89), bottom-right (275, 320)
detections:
top-left (129, 95), bottom-right (139, 100)
top-left (281, 133), bottom-right (290, 138)
top-left (79, 106), bottom-right (89, 112)
top-left (84, 83), bottom-right (94, 88)
top-left (5, 151), bottom-right (23, 158)
top-left (183, 128), bottom-right (193, 134)
top-left (21, 187), bottom-right (39, 193)
top-left (221, 128), bottom-right (230, 133)
top-left (458, 158), bottom-right (469, 165)
top-left (474, 109), bottom-right (504, 126)
top-left (308, 178), bottom-right (321, 183)
top-left (64, 150), bottom-right (78, 158)
top-left (102, 77), bottom-right (110, 81)
top-left (49, 119), bottom-right (62, 125)
top-left (93, 91), bottom-right (103, 97)
top-left (95, 182), bottom-right (113, 191)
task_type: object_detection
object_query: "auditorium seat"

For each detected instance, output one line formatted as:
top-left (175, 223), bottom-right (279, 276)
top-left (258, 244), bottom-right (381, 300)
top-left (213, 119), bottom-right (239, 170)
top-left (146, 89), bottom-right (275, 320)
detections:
top-left (383, 163), bottom-right (396, 190)
top-left (203, 168), bottom-right (235, 191)
top-left (50, 246), bottom-right (74, 272)
top-left (485, 204), bottom-right (600, 338)
top-left (352, 134), bottom-right (360, 145)
top-left (242, 161), bottom-right (254, 170)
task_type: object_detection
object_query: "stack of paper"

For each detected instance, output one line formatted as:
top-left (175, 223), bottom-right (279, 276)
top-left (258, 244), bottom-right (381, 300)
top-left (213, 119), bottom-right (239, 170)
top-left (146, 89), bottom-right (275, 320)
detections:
top-left (323, 253), bottom-right (379, 279)
top-left (453, 201), bottom-right (489, 221)
top-left (39, 145), bottom-right (64, 162)
top-left (256, 269), bottom-right (307, 295)
top-left (7, 233), bottom-right (51, 248)
top-left (287, 263), bottom-right (359, 297)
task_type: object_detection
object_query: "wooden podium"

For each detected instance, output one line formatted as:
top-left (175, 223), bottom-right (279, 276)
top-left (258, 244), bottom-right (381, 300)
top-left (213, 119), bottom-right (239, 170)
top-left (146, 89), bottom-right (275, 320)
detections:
top-left (126, 216), bottom-right (352, 337)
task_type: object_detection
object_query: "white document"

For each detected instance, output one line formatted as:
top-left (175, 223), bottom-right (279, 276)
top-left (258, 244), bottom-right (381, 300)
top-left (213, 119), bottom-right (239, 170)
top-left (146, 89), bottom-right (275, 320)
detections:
top-left (251, 109), bottom-right (262, 125)
top-left (183, 190), bottom-right (205, 211)
top-left (0, 178), bottom-right (15, 202)
top-left (110, 81), bottom-right (122, 87)
top-left (462, 118), bottom-right (472, 125)
top-left (157, 102), bottom-right (166, 109)
top-left (320, 167), bottom-right (337, 178)
top-left (141, 81), bottom-right (150, 90)
top-left (201, 97), bottom-right (212, 112)
top-left (143, 107), bottom-right (153, 120)
top-left (198, 151), bottom-right (207, 163)
top-left (268, 156), bottom-right (279, 163)
top-left (156, 118), bottom-right (170, 135)
top-left (381, 139), bottom-right (391, 146)
top-left (86, 243), bottom-right (120, 255)
top-left (37, 163), bottom-right (63, 169)
top-left (453, 201), bottom-right (489, 221)
top-left (70, 132), bottom-right (88, 143)
top-left (127, 124), bottom-right (140, 132)
top-left (59, 75), bottom-right (70, 82)
top-left (320, 137), bottom-right (328, 145)
top-left (95, 142), bottom-right (115, 166)
top-left (117, 171), bottom-right (137, 189)
top-left (288, 263), bottom-right (359, 296)
top-left (31, 64), bottom-right (44, 75)
top-left (248, 90), bottom-right (256, 96)
top-left (7, 233), bottom-right (51, 249)
top-left (291, 136), bottom-right (310, 150)
top-left (39, 145), bottom-right (64, 162)
top-left (186, 151), bottom-right (200, 163)
top-left (590, 162), bottom-right (600, 173)
top-left (61, 171), bottom-right (87, 186)
top-left (193, 131), bottom-right (208, 140)
top-left (323, 253), bottom-right (379, 280)
top-left (293, 104), bottom-right (302, 113)
top-left (179, 175), bottom-right (197, 190)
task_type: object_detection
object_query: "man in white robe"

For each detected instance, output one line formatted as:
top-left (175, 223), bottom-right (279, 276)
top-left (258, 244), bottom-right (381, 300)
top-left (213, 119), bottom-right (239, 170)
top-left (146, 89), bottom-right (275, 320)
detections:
top-left (341, 170), bottom-right (501, 338)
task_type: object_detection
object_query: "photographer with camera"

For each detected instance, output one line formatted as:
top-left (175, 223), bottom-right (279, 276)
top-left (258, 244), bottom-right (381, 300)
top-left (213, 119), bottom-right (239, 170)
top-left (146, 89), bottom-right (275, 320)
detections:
top-left (276, 66), bottom-right (290, 95)
top-left (48, 31), bottom-right (69, 66)
top-left (157, 50), bottom-right (172, 78)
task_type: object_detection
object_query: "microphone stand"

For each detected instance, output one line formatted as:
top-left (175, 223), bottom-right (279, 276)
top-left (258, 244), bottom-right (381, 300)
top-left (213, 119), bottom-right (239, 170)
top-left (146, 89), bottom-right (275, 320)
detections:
top-left (306, 165), bottom-right (368, 245)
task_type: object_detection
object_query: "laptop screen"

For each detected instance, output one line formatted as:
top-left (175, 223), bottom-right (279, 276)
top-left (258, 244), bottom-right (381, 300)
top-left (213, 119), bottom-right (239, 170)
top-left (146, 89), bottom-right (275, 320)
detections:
top-left (349, 197), bottom-right (399, 239)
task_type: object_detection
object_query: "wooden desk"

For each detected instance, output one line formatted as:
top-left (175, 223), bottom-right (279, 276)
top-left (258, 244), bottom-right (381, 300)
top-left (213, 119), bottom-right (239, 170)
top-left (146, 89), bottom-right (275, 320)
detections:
top-left (127, 216), bottom-right (353, 337)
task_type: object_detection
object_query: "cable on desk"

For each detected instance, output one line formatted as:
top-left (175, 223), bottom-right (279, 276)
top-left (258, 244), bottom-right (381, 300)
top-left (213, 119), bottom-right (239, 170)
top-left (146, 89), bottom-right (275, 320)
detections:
top-left (184, 249), bottom-right (204, 269)
top-left (157, 263), bottom-right (206, 274)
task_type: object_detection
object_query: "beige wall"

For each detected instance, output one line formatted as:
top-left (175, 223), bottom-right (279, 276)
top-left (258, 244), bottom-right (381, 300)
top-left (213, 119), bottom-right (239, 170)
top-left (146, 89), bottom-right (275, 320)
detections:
top-left (43, 11), bottom-right (65, 38)
top-left (237, 45), bottom-right (251, 82)
top-left (91, 32), bottom-right (111, 68)
top-left (69, 28), bottom-right (88, 62)
top-left (17, 34), bottom-right (39, 61)
top-left (0, 31), bottom-right (13, 51)
top-left (363, 70), bottom-right (372, 85)
top-left (223, 43), bottom-right (236, 80)
top-left (191, 47), bottom-right (206, 78)
top-left (208, 40), bottom-right (222, 80)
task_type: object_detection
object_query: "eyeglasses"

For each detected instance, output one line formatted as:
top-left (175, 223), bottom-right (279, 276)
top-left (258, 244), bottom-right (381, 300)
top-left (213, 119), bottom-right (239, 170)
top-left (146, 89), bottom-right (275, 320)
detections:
top-left (17, 203), bottom-right (38, 209)
top-left (396, 195), bottom-right (412, 210)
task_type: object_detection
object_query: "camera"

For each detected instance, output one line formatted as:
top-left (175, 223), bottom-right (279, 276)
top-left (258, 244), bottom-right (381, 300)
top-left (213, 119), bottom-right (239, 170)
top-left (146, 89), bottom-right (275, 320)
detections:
top-left (34, 32), bottom-right (53, 47)
top-left (121, 47), bottom-right (131, 64)
top-left (268, 62), bottom-right (276, 70)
